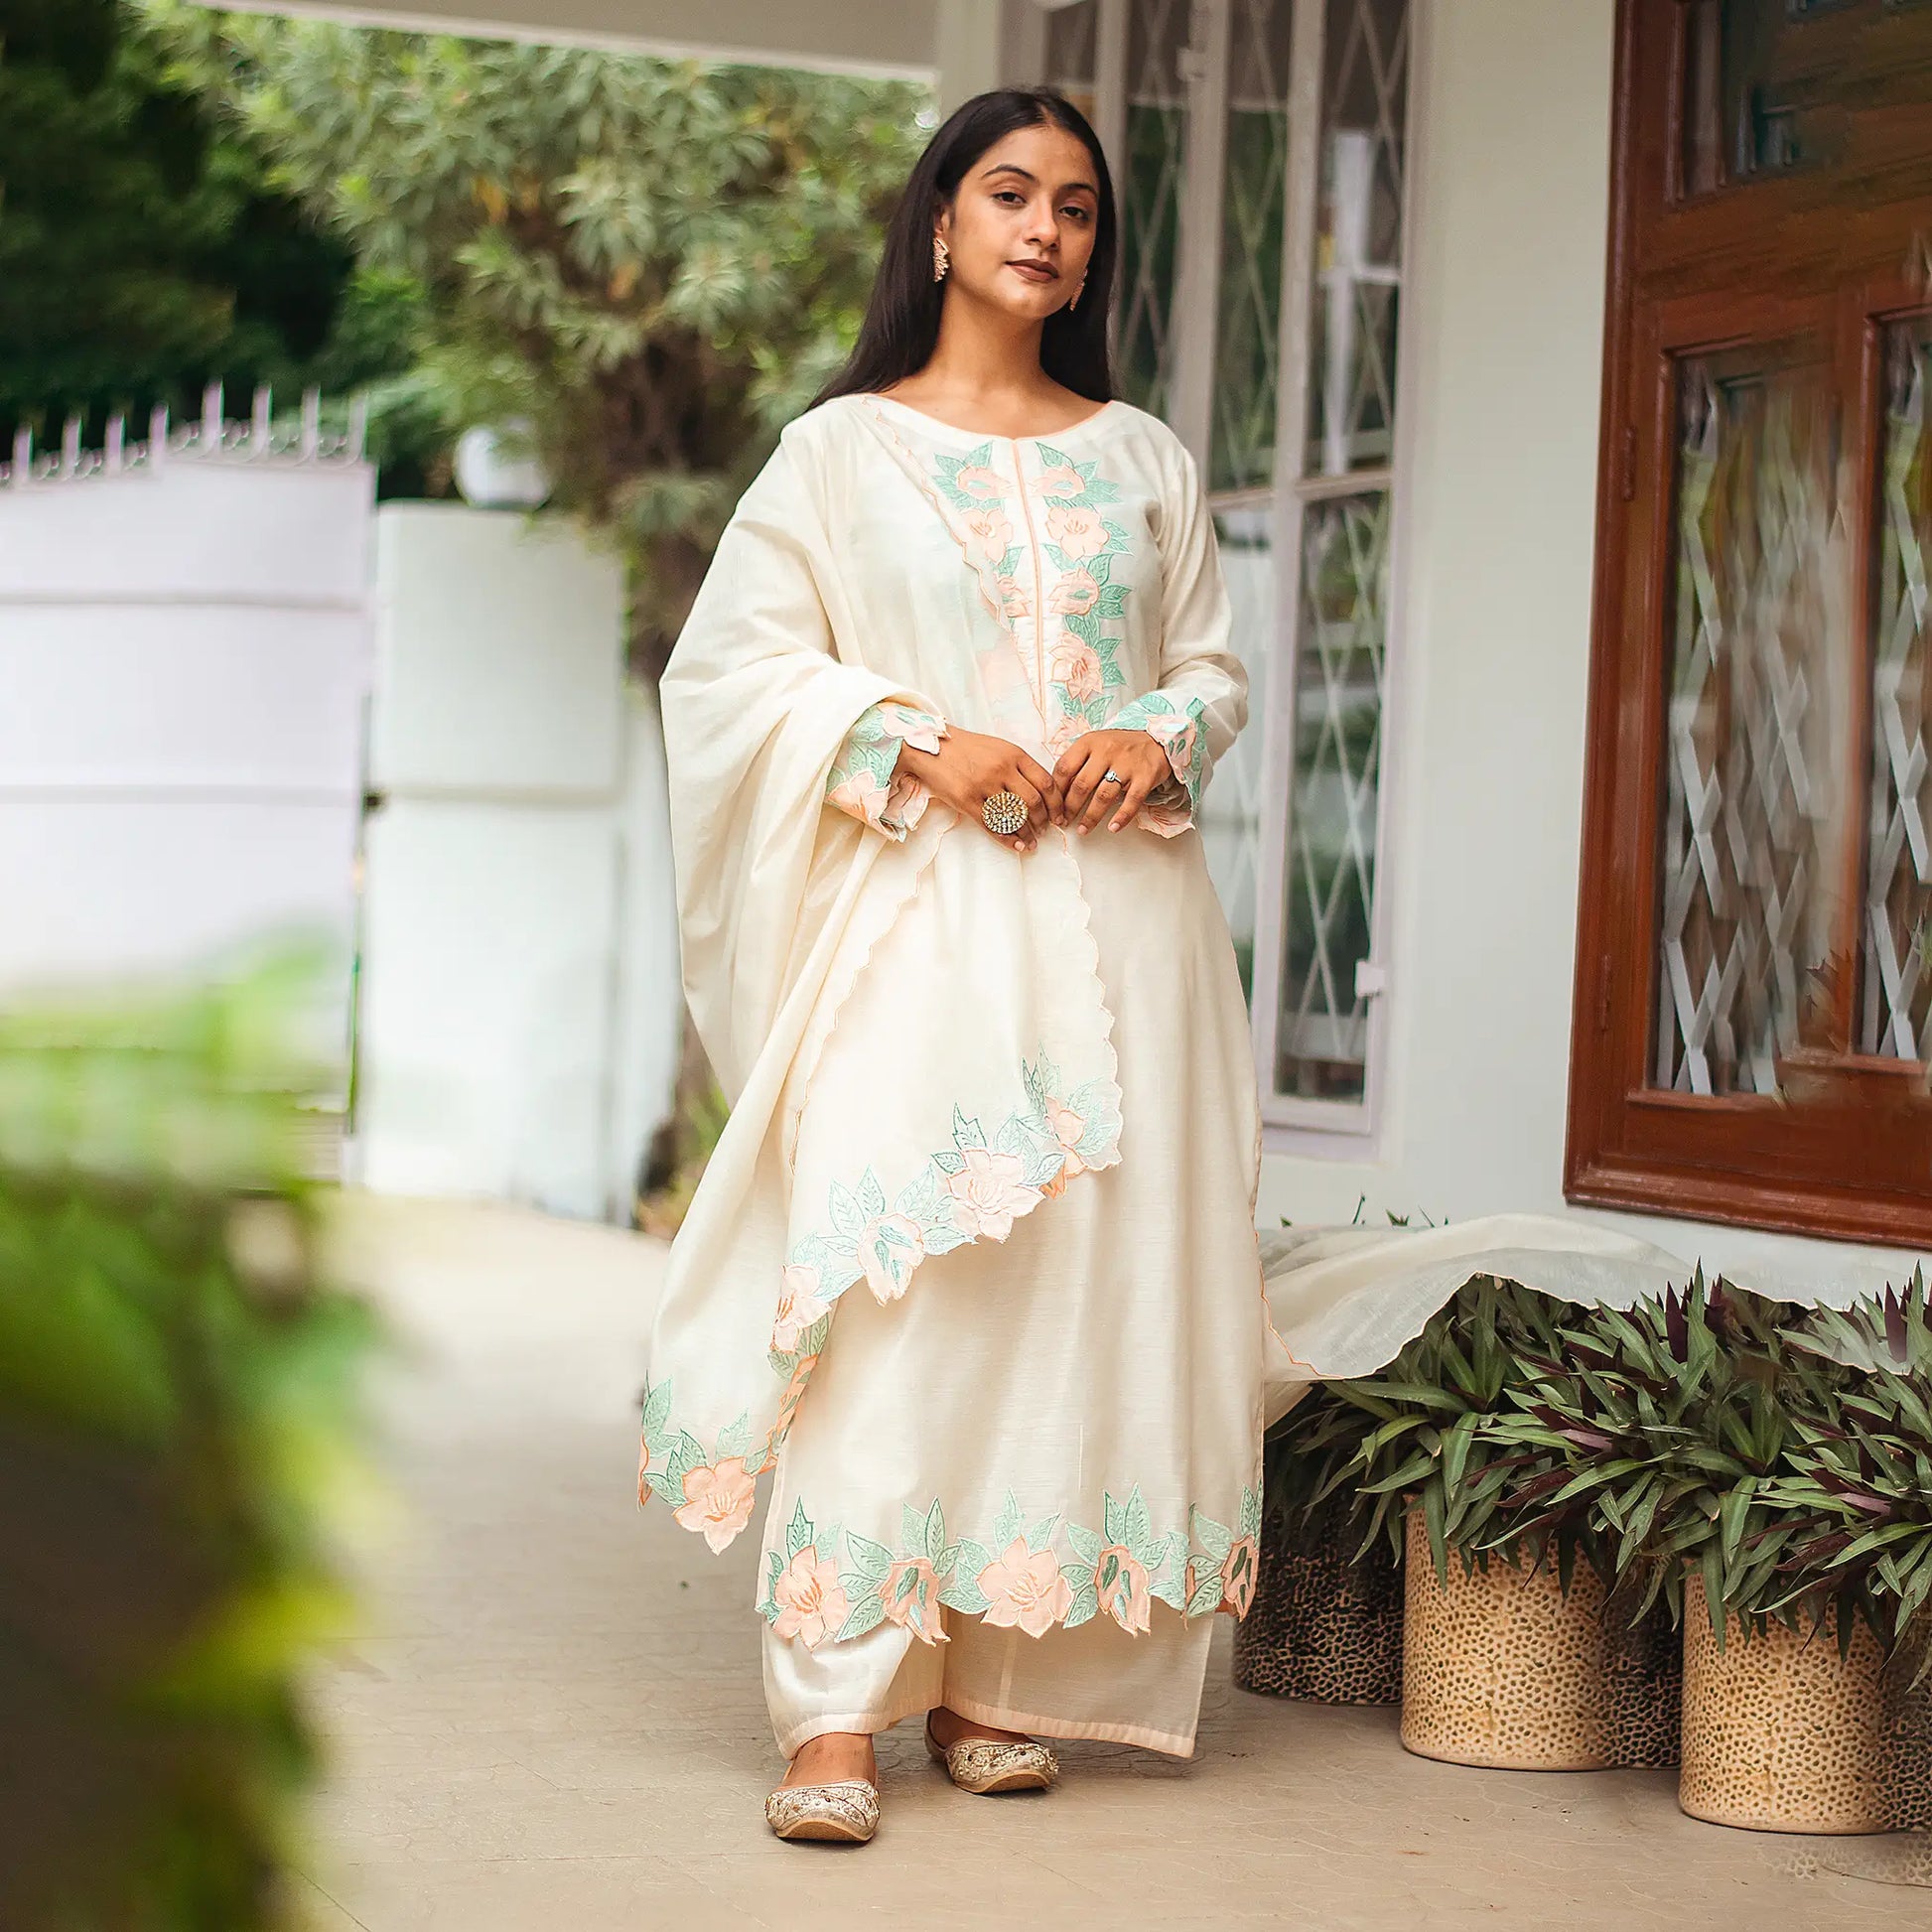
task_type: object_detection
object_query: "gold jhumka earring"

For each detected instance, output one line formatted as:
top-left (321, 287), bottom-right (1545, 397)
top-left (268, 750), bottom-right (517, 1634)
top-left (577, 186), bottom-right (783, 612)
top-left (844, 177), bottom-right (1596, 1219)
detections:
top-left (1068, 275), bottom-right (1086, 311)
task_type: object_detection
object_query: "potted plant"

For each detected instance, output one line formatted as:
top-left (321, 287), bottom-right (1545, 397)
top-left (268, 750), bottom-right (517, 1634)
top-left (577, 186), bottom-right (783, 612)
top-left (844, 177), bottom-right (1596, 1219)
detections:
top-left (1505, 1271), bottom-right (1919, 1833)
top-left (1236, 1385), bottom-right (1403, 1705)
top-left (1332, 1277), bottom-right (1640, 1770)
top-left (1747, 1278), bottom-right (1932, 1833)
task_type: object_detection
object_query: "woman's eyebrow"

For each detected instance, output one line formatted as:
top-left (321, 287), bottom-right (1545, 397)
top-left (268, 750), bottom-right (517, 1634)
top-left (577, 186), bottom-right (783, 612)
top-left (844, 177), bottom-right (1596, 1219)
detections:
top-left (980, 162), bottom-right (1097, 196)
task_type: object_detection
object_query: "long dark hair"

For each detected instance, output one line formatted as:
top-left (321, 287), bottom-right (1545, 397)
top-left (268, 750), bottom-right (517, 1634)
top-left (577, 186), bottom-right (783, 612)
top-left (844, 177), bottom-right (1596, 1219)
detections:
top-left (813, 88), bottom-right (1118, 409)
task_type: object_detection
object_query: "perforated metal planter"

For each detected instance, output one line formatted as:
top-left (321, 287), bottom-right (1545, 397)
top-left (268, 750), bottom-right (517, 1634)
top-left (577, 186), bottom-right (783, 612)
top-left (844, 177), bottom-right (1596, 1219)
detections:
top-left (1678, 1577), bottom-right (1895, 1835)
top-left (1398, 1510), bottom-right (1681, 1771)
top-left (1232, 1502), bottom-right (1403, 1705)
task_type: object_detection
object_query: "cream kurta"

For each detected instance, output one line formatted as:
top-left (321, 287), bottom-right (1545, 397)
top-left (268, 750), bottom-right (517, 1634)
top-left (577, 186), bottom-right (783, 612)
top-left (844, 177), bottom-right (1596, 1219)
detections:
top-left (639, 390), bottom-right (1270, 1754)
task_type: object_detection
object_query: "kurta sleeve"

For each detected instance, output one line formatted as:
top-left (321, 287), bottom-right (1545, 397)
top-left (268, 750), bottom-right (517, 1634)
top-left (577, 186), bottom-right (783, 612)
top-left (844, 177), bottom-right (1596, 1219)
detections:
top-left (1112, 437), bottom-right (1248, 838)
top-left (824, 698), bottom-right (950, 841)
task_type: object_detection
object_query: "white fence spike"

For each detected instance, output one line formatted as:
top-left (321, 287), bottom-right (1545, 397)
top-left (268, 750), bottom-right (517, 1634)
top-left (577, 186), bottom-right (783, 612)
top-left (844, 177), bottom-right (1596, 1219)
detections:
top-left (3, 389), bottom-right (369, 487)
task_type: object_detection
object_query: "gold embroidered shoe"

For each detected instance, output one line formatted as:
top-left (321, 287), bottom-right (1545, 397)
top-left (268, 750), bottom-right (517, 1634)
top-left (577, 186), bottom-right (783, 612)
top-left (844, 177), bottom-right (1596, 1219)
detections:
top-left (763, 1778), bottom-right (881, 1844)
top-left (924, 1718), bottom-right (1058, 1794)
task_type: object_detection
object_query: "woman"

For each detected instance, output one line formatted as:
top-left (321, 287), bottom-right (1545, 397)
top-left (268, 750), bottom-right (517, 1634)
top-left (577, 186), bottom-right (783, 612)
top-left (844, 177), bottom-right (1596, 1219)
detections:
top-left (638, 86), bottom-right (1271, 1844)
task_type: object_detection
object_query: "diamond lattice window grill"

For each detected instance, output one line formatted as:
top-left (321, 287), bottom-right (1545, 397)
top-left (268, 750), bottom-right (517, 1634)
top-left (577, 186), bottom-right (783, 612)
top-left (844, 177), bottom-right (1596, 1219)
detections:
top-left (1861, 325), bottom-right (1932, 1062)
top-left (1309, 0), bottom-right (1408, 478)
top-left (1117, 0), bottom-right (1189, 419)
top-left (1208, 0), bottom-right (1292, 493)
top-left (1276, 489), bottom-right (1389, 1096)
top-left (1655, 363), bottom-right (1837, 1097)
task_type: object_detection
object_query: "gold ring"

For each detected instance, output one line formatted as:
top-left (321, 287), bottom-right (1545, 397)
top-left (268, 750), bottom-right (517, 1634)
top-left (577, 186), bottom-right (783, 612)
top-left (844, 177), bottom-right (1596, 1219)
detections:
top-left (981, 788), bottom-right (1029, 835)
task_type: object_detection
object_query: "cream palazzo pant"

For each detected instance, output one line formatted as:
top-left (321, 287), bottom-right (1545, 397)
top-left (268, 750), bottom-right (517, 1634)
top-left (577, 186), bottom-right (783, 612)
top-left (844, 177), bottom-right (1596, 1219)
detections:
top-left (759, 823), bottom-right (1264, 1761)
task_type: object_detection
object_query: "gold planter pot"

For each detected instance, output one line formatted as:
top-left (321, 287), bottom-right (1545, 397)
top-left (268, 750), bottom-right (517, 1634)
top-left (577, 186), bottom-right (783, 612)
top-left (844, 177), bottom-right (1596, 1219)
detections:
top-left (1678, 1576), bottom-right (1895, 1835)
top-left (1398, 1510), bottom-right (1680, 1771)
top-left (1232, 1502), bottom-right (1403, 1706)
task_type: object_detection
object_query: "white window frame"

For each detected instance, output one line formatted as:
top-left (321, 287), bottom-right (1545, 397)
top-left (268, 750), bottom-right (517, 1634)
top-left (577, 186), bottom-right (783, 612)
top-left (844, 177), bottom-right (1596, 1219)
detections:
top-left (1032, 0), bottom-right (1425, 1147)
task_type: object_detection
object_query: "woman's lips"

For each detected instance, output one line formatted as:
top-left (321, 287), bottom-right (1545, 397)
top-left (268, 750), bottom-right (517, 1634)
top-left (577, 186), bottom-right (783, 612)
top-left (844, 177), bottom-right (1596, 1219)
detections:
top-left (1008, 260), bottom-right (1057, 282)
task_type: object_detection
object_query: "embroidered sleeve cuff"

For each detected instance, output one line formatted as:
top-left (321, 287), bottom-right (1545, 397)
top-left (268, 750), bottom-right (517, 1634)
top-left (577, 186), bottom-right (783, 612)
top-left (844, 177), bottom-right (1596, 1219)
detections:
top-left (1110, 691), bottom-right (1207, 837)
top-left (825, 701), bottom-right (950, 840)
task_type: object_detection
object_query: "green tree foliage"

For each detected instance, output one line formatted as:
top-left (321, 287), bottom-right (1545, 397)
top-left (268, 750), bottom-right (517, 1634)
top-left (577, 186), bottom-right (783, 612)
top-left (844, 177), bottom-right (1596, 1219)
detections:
top-left (0, 0), bottom-right (414, 451)
top-left (141, 5), bottom-right (932, 672)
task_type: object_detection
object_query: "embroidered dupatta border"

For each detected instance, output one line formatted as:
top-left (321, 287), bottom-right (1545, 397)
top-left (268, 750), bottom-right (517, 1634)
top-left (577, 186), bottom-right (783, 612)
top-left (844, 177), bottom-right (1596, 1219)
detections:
top-left (638, 1042), bottom-right (1125, 1554)
top-left (758, 1483), bottom-right (1264, 1648)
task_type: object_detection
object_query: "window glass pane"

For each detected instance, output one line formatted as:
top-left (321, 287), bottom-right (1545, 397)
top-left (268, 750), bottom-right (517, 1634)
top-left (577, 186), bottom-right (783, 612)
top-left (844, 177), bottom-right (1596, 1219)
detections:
top-left (1653, 349), bottom-right (1852, 1096)
top-left (1862, 319), bottom-right (1932, 1062)
top-left (1274, 488), bottom-right (1389, 1100)
top-left (1117, 0), bottom-right (1190, 418)
top-left (1207, 0), bottom-right (1294, 494)
top-left (1305, 0), bottom-right (1409, 480)
top-left (1207, 505), bottom-right (1277, 1003)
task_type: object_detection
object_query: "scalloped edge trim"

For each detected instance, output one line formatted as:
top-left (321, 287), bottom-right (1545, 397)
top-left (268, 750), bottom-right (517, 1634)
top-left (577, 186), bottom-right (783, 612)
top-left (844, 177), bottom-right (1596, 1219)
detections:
top-left (756, 1483), bottom-right (1264, 1648)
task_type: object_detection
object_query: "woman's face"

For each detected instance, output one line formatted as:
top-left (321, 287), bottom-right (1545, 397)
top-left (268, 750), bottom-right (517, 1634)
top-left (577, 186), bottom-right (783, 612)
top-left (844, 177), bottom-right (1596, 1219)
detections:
top-left (937, 120), bottom-right (1101, 322)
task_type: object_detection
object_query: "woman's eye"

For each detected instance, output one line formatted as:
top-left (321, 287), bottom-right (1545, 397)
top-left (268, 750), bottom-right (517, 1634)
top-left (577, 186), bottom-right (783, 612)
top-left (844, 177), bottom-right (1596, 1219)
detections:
top-left (1061, 206), bottom-right (1091, 222)
top-left (994, 190), bottom-right (1025, 206)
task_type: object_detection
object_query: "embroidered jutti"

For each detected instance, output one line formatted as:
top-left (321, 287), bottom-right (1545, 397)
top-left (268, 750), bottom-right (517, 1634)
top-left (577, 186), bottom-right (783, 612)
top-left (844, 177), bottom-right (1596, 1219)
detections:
top-left (639, 391), bottom-right (1274, 1757)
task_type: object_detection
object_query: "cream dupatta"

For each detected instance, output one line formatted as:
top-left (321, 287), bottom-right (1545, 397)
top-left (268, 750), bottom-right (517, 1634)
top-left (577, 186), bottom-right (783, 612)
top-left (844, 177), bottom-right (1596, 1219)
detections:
top-left (640, 397), bottom-right (1245, 1555)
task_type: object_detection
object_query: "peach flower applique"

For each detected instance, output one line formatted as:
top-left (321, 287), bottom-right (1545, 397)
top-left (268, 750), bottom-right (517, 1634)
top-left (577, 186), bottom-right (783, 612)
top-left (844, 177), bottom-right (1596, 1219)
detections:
top-left (1219, 1535), bottom-right (1260, 1618)
top-left (771, 1263), bottom-right (832, 1353)
top-left (1047, 567), bottom-right (1101, 617)
top-left (1050, 633), bottom-right (1104, 706)
top-left (856, 1210), bottom-right (926, 1305)
top-left (977, 1537), bottom-right (1074, 1637)
top-left (1032, 461), bottom-right (1085, 499)
top-left (881, 1556), bottom-right (949, 1643)
top-left (827, 767), bottom-right (891, 829)
top-left (943, 1147), bottom-right (1042, 1241)
top-left (673, 1457), bottom-right (758, 1553)
top-left (963, 506), bottom-right (1015, 566)
top-left (1095, 1545), bottom-right (1154, 1635)
top-left (1044, 502), bottom-right (1106, 560)
top-left (951, 463), bottom-right (1008, 503)
top-left (770, 1549), bottom-right (849, 1648)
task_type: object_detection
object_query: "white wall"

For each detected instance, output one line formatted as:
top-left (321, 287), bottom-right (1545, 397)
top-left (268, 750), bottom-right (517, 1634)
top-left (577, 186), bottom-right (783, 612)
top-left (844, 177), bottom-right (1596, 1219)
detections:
top-left (0, 452), bottom-right (373, 1085)
top-left (1253, 0), bottom-right (1928, 1298)
top-left (350, 504), bottom-right (680, 1220)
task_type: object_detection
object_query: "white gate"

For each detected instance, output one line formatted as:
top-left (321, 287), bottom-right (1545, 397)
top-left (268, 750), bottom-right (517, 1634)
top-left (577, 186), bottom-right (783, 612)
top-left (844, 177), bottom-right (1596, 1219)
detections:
top-left (0, 390), bottom-right (374, 1153)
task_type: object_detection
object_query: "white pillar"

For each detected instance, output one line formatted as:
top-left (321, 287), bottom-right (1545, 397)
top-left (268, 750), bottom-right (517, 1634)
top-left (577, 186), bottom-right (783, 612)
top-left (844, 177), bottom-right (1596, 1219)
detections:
top-left (934, 0), bottom-right (1005, 112)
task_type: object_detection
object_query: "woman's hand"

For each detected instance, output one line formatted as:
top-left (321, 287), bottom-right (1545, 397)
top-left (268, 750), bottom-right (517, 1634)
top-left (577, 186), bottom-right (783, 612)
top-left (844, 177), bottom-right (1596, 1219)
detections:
top-left (897, 726), bottom-right (1067, 852)
top-left (1052, 729), bottom-right (1174, 834)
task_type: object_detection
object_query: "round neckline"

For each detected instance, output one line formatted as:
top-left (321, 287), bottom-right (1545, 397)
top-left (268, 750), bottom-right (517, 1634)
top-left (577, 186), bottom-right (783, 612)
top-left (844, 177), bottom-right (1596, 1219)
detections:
top-left (865, 392), bottom-right (1120, 443)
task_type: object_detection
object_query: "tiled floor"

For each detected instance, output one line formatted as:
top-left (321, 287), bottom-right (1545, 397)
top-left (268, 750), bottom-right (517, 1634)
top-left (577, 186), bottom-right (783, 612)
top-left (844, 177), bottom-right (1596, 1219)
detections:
top-left (308, 1191), bottom-right (1930, 1931)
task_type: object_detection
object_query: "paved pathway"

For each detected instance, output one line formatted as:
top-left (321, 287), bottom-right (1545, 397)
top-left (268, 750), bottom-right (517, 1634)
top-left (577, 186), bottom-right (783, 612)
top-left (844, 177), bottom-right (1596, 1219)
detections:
top-left (300, 1192), bottom-right (1928, 1930)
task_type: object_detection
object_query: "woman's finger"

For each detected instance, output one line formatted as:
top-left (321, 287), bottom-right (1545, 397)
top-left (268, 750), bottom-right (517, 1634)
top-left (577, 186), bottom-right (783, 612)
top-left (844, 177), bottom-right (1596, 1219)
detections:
top-left (1074, 752), bottom-right (1124, 835)
top-left (1108, 759), bottom-right (1160, 832)
top-left (1057, 753), bottom-right (1093, 824)
top-left (1014, 751), bottom-right (1066, 826)
top-left (982, 769), bottom-right (1047, 852)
